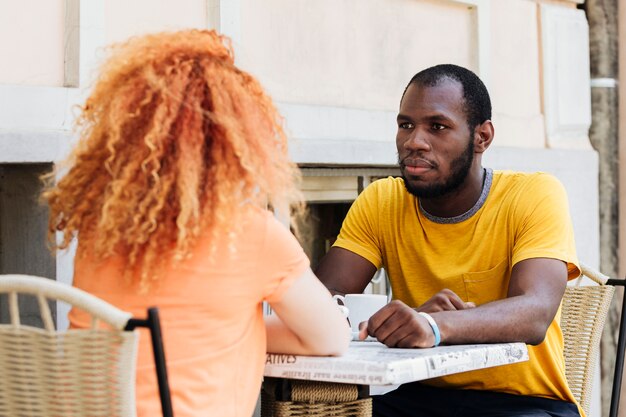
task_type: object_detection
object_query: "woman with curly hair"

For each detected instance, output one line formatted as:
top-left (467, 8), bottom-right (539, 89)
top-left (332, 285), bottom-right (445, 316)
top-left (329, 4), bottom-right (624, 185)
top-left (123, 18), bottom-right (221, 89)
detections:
top-left (43, 29), bottom-right (350, 417)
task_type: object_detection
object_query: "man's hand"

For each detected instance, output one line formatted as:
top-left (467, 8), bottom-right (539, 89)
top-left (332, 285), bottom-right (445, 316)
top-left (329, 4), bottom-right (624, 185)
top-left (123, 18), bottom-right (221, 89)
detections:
top-left (358, 300), bottom-right (437, 348)
top-left (416, 289), bottom-right (476, 313)
top-left (357, 290), bottom-right (474, 348)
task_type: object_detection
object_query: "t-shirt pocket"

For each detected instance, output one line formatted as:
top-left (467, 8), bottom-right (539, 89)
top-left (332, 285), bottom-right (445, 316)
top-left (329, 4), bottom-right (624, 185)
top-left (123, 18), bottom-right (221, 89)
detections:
top-left (462, 259), bottom-right (510, 306)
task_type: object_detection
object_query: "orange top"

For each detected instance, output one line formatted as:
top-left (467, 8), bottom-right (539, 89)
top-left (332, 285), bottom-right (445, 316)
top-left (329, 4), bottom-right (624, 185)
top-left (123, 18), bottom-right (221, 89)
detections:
top-left (69, 206), bottom-right (309, 417)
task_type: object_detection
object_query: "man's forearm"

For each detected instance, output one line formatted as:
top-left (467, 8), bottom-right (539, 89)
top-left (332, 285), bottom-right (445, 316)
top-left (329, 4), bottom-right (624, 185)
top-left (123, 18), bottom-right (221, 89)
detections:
top-left (428, 258), bottom-right (568, 346)
top-left (432, 295), bottom-right (556, 345)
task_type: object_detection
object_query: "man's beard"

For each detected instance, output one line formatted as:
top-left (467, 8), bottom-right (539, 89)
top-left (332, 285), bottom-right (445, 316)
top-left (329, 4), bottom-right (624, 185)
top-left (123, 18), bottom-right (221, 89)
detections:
top-left (400, 137), bottom-right (474, 199)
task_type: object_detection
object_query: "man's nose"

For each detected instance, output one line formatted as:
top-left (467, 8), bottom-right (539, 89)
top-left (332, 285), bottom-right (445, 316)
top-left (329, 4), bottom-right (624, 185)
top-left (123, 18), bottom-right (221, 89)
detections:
top-left (404, 129), bottom-right (431, 152)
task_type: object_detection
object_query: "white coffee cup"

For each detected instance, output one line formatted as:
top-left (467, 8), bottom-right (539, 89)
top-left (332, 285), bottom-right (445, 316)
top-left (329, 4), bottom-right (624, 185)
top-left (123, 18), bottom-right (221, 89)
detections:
top-left (332, 294), bottom-right (388, 333)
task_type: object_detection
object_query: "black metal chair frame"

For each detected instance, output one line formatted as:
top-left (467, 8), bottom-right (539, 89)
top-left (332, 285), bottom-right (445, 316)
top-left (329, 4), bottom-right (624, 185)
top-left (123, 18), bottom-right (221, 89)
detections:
top-left (607, 277), bottom-right (626, 417)
top-left (125, 307), bottom-right (174, 417)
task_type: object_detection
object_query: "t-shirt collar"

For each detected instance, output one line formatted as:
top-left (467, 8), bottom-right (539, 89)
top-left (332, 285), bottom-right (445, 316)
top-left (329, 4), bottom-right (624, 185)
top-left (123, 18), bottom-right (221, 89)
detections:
top-left (418, 168), bottom-right (493, 224)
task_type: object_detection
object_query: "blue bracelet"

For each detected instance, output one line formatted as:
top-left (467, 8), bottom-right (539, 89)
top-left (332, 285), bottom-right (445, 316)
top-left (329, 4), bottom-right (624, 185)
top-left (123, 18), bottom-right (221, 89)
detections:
top-left (418, 312), bottom-right (441, 347)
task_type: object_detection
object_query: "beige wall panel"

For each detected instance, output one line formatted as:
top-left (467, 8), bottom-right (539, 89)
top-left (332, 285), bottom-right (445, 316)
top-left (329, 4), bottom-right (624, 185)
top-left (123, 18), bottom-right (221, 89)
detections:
top-left (489, 1), bottom-right (544, 148)
top-left (301, 176), bottom-right (358, 191)
top-left (301, 176), bottom-right (358, 202)
top-left (303, 190), bottom-right (359, 203)
top-left (105, 0), bottom-right (207, 45)
top-left (240, 0), bottom-right (475, 111)
top-left (0, 0), bottom-right (64, 86)
top-left (540, 4), bottom-right (591, 149)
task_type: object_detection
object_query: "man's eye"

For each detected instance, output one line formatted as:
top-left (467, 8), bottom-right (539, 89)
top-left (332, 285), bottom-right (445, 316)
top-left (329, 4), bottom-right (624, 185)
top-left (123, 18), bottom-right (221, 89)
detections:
top-left (432, 123), bottom-right (446, 131)
top-left (399, 122), bottom-right (414, 129)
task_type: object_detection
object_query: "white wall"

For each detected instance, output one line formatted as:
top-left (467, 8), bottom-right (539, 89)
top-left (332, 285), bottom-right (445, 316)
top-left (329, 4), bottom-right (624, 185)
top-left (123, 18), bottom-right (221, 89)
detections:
top-left (0, 0), bottom-right (65, 86)
top-left (489, 1), bottom-right (545, 148)
top-left (104, 0), bottom-right (207, 45)
top-left (239, 0), bottom-right (475, 110)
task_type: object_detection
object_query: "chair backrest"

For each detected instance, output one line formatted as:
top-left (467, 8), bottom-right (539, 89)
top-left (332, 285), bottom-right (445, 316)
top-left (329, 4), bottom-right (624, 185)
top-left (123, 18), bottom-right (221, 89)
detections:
top-left (0, 274), bottom-right (172, 417)
top-left (560, 264), bottom-right (614, 415)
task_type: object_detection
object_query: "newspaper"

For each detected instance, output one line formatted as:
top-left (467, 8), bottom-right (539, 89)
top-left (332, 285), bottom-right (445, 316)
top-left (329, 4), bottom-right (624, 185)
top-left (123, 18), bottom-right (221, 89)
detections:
top-left (265, 341), bottom-right (528, 386)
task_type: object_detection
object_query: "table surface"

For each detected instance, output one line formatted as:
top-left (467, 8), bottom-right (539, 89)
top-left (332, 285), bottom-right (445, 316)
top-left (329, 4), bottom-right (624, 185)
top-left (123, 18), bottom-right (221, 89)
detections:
top-left (265, 341), bottom-right (528, 386)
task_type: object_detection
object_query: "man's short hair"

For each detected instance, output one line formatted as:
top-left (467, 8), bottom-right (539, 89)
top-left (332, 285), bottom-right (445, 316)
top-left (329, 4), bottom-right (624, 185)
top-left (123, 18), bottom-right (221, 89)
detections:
top-left (403, 64), bottom-right (492, 129)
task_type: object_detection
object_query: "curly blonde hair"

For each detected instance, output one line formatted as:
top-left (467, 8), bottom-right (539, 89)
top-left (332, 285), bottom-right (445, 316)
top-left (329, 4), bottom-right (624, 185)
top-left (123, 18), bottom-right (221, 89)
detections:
top-left (43, 29), bottom-right (302, 289)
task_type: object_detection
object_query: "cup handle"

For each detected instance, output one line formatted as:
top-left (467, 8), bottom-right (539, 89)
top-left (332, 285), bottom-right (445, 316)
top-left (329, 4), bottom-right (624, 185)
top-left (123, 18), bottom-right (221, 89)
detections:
top-left (332, 294), bottom-right (346, 305)
top-left (332, 295), bottom-right (350, 321)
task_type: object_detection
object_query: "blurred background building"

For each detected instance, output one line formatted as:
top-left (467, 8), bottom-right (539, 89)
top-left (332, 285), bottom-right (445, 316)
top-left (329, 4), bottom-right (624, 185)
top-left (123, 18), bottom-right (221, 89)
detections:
top-left (0, 0), bottom-right (623, 415)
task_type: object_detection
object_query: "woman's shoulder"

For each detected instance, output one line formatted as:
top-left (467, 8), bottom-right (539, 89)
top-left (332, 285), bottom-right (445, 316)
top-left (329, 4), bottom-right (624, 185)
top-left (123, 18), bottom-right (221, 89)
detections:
top-left (240, 204), bottom-right (275, 228)
top-left (237, 204), bottom-right (295, 244)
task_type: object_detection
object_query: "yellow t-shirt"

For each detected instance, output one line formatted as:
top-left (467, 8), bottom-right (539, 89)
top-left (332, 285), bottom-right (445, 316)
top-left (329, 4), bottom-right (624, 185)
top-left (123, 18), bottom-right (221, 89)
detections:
top-left (69, 206), bottom-right (309, 417)
top-left (334, 170), bottom-right (581, 406)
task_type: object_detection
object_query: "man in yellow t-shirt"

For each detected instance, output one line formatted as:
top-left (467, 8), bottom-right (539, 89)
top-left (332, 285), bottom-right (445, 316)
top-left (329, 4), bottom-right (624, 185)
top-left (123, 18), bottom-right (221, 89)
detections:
top-left (316, 64), bottom-right (582, 417)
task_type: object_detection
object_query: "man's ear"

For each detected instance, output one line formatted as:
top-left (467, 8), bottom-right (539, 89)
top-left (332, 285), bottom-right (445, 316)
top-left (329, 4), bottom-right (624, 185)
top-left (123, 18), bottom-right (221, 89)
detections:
top-left (474, 120), bottom-right (494, 153)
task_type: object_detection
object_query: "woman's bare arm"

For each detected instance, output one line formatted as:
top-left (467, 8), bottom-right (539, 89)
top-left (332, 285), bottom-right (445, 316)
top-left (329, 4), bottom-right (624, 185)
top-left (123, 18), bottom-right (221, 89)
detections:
top-left (265, 268), bottom-right (351, 356)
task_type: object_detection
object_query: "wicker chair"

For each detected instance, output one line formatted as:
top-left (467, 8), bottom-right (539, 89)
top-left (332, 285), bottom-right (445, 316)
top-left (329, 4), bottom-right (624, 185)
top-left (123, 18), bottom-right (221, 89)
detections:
top-left (0, 274), bottom-right (174, 417)
top-left (560, 263), bottom-right (626, 417)
top-left (262, 378), bottom-right (371, 417)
